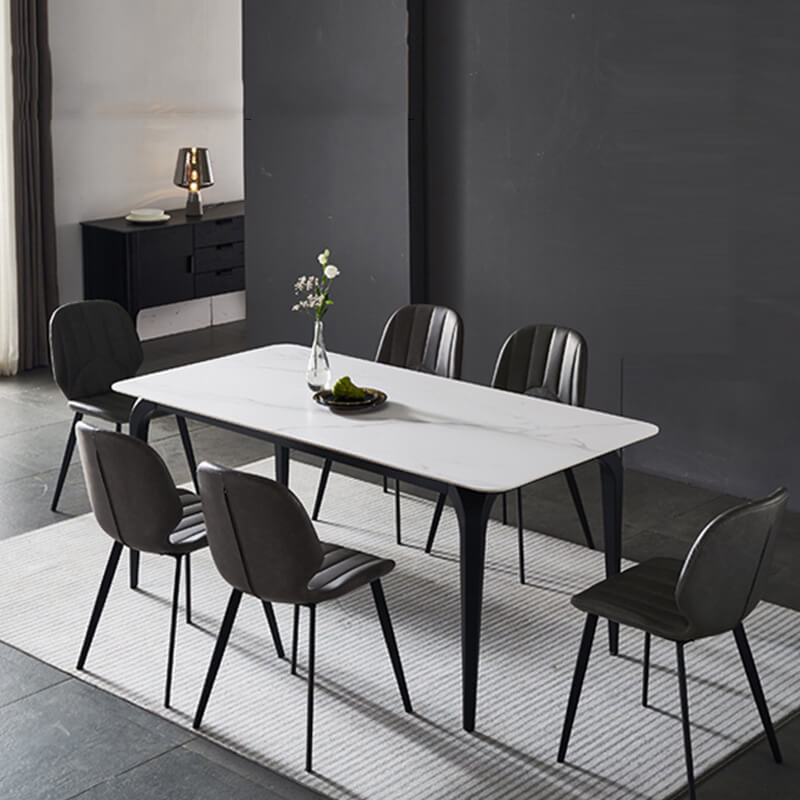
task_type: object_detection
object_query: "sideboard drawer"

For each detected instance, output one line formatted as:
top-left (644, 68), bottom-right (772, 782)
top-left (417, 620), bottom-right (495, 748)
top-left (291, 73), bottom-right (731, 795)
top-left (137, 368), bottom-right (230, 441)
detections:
top-left (195, 242), bottom-right (244, 273)
top-left (195, 267), bottom-right (245, 298)
top-left (194, 215), bottom-right (244, 247)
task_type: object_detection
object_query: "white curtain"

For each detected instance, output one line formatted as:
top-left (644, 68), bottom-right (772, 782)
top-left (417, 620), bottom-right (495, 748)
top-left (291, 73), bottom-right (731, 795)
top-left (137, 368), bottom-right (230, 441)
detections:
top-left (0, 0), bottom-right (18, 375)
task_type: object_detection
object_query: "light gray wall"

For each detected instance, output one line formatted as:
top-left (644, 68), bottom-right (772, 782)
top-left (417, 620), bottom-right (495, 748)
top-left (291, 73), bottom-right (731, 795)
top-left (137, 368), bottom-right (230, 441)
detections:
top-left (49, 0), bottom-right (244, 335)
top-left (242, 0), bottom-right (409, 358)
top-left (424, 1), bottom-right (800, 506)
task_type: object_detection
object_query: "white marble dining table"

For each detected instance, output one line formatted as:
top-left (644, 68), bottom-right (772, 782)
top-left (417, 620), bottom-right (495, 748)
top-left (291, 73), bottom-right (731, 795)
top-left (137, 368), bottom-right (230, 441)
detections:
top-left (115, 343), bottom-right (658, 731)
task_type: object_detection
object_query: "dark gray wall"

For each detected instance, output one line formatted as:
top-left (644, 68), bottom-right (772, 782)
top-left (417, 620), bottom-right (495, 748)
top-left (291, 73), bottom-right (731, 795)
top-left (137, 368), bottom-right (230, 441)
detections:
top-left (243, 0), bottom-right (409, 358)
top-left (425, 1), bottom-right (800, 506)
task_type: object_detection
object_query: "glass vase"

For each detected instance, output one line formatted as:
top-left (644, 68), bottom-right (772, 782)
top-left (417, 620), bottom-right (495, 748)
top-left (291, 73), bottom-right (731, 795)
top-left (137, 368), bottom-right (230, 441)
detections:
top-left (306, 318), bottom-right (331, 391)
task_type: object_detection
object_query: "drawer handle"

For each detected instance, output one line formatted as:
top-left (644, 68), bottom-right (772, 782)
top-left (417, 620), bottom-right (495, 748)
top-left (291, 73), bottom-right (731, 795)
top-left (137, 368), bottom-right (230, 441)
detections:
top-left (215, 243), bottom-right (235, 250)
top-left (215, 268), bottom-right (234, 276)
top-left (186, 255), bottom-right (194, 274)
top-left (214, 219), bottom-right (234, 226)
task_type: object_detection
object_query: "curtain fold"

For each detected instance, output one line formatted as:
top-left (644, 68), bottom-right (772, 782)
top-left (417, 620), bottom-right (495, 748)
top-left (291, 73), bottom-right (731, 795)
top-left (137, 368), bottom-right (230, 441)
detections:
top-left (10, 0), bottom-right (57, 371)
top-left (0, 0), bottom-right (19, 375)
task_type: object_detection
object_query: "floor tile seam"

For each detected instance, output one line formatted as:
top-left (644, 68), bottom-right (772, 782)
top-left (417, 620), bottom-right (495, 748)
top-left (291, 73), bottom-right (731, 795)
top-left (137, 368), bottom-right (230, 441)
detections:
top-left (182, 738), bottom-right (321, 800)
top-left (0, 674), bottom-right (72, 710)
top-left (108, 740), bottom-right (193, 783)
top-left (59, 748), bottom-right (189, 800)
top-left (669, 491), bottom-right (733, 521)
top-left (177, 737), bottom-right (309, 800)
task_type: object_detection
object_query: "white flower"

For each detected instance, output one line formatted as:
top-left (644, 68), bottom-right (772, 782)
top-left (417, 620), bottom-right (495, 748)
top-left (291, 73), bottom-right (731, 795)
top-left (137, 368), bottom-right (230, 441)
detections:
top-left (292, 304), bottom-right (300, 311)
top-left (317, 249), bottom-right (330, 267)
top-left (324, 264), bottom-right (340, 279)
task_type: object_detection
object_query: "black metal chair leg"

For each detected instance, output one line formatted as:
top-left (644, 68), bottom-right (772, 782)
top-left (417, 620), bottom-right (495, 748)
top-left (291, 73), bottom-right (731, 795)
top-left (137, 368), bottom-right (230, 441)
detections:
top-left (557, 613), bottom-right (597, 762)
top-left (176, 416), bottom-right (198, 492)
top-left (424, 493), bottom-right (447, 554)
top-left (193, 588), bottom-right (242, 729)
top-left (129, 549), bottom-right (140, 589)
top-left (383, 474), bottom-right (389, 493)
top-left (114, 422), bottom-right (122, 433)
top-left (52, 412), bottom-right (83, 511)
top-left (501, 492), bottom-right (508, 525)
top-left (733, 623), bottom-right (783, 763)
top-left (564, 468), bottom-right (595, 549)
top-left (395, 479), bottom-right (402, 545)
top-left (312, 459), bottom-right (332, 521)
top-left (306, 604), bottom-right (317, 772)
top-left (165, 555), bottom-right (182, 707)
top-left (262, 600), bottom-right (285, 658)
top-left (184, 553), bottom-right (192, 624)
top-left (291, 604), bottom-right (300, 675)
top-left (517, 487), bottom-right (525, 584)
top-left (676, 641), bottom-right (697, 800)
top-left (642, 632), bottom-right (651, 707)
top-left (77, 540), bottom-right (123, 669)
top-left (370, 580), bottom-right (413, 712)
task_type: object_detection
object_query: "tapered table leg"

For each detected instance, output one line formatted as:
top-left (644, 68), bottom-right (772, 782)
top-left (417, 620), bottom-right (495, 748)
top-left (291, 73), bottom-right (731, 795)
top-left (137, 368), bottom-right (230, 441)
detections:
top-left (449, 486), bottom-right (497, 732)
top-left (274, 443), bottom-right (290, 487)
top-left (598, 450), bottom-right (623, 654)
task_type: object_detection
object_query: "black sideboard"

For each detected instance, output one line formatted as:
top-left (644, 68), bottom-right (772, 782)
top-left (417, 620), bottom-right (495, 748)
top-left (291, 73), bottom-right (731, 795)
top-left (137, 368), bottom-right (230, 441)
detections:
top-left (81, 200), bottom-right (245, 320)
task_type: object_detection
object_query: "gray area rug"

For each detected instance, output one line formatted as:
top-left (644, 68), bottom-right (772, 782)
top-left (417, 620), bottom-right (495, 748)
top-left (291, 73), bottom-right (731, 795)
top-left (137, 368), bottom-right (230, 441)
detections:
top-left (0, 459), bottom-right (798, 799)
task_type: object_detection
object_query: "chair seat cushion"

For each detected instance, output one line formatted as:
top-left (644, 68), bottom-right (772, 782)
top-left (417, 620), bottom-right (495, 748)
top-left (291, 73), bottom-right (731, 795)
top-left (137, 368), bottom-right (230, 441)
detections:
top-left (68, 392), bottom-right (172, 425)
top-left (571, 557), bottom-right (695, 642)
top-left (305, 542), bottom-right (394, 603)
top-left (168, 491), bottom-right (207, 553)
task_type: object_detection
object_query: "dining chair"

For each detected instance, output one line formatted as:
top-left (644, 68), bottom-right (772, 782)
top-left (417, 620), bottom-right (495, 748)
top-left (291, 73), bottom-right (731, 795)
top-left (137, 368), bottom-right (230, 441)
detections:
top-left (311, 303), bottom-right (463, 545)
top-left (49, 299), bottom-right (197, 511)
top-left (74, 423), bottom-right (226, 707)
top-left (424, 324), bottom-right (594, 583)
top-left (557, 487), bottom-right (788, 800)
top-left (194, 462), bottom-right (413, 772)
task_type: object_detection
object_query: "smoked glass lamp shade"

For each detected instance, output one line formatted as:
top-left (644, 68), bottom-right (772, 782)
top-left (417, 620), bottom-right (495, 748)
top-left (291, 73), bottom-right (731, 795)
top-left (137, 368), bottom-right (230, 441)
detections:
top-left (173, 147), bottom-right (214, 216)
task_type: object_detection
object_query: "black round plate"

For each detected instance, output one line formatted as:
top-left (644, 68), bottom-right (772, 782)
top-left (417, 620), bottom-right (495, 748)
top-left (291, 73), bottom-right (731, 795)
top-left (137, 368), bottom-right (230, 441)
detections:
top-left (313, 388), bottom-right (387, 412)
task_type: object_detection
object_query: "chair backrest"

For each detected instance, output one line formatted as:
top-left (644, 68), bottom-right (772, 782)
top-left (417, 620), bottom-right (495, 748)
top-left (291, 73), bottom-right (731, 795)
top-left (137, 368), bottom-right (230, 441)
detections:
top-left (50, 300), bottom-right (143, 400)
top-left (197, 462), bottom-right (325, 604)
top-left (675, 487), bottom-right (788, 638)
top-left (491, 324), bottom-right (587, 406)
top-left (75, 422), bottom-right (183, 554)
top-left (374, 304), bottom-right (463, 379)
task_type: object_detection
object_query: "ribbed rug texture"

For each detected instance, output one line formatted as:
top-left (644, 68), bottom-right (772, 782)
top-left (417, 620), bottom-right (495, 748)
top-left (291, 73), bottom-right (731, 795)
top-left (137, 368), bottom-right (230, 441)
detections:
top-left (0, 458), bottom-right (798, 799)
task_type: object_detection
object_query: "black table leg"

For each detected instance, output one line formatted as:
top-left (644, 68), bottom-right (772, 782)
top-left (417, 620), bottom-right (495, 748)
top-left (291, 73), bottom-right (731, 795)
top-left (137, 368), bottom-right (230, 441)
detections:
top-left (598, 450), bottom-right (623, 655)
top-left (274, 443), bottom-right (290, 486)
top-left (449, 486), bottom-right (497, 732)
top-left (129, 399), bottom-right (157, 589)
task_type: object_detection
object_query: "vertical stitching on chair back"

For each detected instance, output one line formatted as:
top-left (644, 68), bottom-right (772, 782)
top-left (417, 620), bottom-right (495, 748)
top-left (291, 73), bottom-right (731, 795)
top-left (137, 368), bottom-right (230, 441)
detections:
top-left (493, 324), bottom-right (587, 405)
top-left (376, 304), bottom-right (463, 379)
top-left (50, 300), bottom-right (143, 400)
top-left (675, 488), bottom-right (788, 637)
top-left (222, 487), bottom-right (256, 596)
top-left (76, 423), bottom-right (183, 554)
top-left (198, 464), bottom-right (325, 603)
top-left (93, 447), bottom-right (128, 547)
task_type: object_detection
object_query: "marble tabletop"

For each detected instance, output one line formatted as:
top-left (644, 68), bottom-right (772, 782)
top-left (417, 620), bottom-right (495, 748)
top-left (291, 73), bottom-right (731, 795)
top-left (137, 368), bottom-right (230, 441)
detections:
top-left (114, 344), bottom-right (658, 493)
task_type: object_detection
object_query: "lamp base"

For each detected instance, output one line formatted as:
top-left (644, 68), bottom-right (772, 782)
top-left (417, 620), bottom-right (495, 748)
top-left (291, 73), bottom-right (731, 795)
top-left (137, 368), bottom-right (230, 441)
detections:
top-left (185, 190), bottom-right (204, 217)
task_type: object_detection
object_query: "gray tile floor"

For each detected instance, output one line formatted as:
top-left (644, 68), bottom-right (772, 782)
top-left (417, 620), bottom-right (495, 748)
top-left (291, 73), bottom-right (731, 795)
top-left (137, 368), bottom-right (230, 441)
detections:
top-left (0, 321), bottom-right (798, 799)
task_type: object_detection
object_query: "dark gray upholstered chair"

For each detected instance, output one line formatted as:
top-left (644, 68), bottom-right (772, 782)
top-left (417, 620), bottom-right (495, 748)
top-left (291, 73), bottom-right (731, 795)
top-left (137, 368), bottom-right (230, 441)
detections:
top-left (425, 324), bottom-right (593, 583)
top-left (557, 488), bottom-right (788, 800)
top-left (194, 462), bottom-right (412, 772)
top-left (49, 300), bottom-right (197, 511)
top-left (311, 303), bottom-right (463, 545)
top-left (74, 423), bottom-right (242, 708)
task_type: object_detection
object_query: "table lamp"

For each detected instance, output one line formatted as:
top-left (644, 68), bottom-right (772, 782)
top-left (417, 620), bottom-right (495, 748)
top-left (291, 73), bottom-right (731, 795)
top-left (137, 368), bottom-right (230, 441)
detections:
top-left (173, 147), bottom-right (214, 216)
